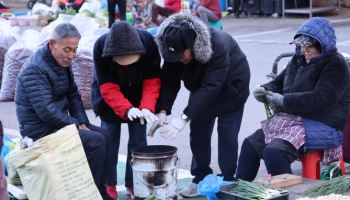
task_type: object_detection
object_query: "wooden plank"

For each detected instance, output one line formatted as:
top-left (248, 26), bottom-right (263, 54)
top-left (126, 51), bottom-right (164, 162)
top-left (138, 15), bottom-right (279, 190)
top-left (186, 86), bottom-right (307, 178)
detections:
top-left (254, 174), bottom-right (303, 189)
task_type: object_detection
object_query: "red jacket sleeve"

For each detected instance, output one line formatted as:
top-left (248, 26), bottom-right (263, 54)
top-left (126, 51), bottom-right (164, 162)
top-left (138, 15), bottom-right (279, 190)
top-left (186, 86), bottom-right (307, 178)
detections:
top-left (164, 0), bottom-right (181, 12)
top-left (100, 83), bottom-right (133, 119)
top-left (201, 0), bottom-right (212, 8)
top-left (139, 78), bottom-right (161, 112)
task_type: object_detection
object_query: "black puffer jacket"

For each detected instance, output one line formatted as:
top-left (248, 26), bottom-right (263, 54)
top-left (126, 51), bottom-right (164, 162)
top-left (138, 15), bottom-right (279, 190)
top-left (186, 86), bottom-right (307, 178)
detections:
top-left (263, 52), bottom-right (350, 130)
top-left (262, 18), bottom-right (350, 130)
top-left (155, 14), bottom-right (250, 118)
top-left (15, 45), bottom-right (89, 140)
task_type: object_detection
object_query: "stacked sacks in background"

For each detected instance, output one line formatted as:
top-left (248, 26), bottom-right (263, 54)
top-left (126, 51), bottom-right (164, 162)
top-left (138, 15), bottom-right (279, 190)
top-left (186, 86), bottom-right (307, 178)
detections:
top-left (71, 28), bottom-right (109, 110)
top-left (0, 29), bottom-right (40, 101)
top-left (0, 43), bottom-right (34, 101)
top-left (71, 50), bottom-right (94, 109)
top-left (0, 21), bottom-right (17, 91)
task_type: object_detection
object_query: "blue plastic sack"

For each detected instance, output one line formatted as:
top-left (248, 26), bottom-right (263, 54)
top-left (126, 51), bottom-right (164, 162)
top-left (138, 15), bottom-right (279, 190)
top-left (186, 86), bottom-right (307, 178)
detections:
top-left (198, 174), bottom-right (232, 200)
top-left (1, 135), bottom-right (15, 160)
top-left (1, 135), bottom-right (15, 175)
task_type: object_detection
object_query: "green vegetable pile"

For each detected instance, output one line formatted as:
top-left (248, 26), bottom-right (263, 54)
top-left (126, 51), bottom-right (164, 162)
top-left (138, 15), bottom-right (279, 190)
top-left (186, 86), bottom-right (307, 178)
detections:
top-left (223, 180), bottom-right (282, 200)
top-left (264, 101), bottom-right (277, 118)
top-left (304, 175), bottom-right (350, 196)
top-left (57, 7), bottom-right (77, 16)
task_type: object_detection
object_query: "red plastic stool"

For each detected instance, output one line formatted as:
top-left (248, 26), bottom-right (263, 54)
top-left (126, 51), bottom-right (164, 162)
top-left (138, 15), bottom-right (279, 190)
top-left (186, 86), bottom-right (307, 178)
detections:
top-left (301, 150), bottom-right (346, 179)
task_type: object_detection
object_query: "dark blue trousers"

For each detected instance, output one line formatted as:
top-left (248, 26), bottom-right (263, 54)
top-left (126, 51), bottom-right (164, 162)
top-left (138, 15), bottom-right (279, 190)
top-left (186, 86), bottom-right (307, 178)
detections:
top-left (79, 124), bottom-right (111, 194)
top-left (236, 129), bottom-right (299, 181)
top-left (101, 120), bottom-right (147, 188)
top-left (190, 106), bottom-right (244, 183)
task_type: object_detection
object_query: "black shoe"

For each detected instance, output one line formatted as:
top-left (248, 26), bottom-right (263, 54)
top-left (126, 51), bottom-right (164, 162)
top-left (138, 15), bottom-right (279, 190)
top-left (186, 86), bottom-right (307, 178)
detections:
top-left (101, 193), bottom-right (114, 200)
top-left (217, 174), bottom-right (238, 182)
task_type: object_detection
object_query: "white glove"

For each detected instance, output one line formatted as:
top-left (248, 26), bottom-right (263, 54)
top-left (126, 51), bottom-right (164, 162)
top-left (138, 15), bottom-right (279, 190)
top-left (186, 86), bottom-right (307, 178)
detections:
top-left (253, 86), bottom-right (267, 102)
top-left (141, 108), bottom-right (158, 124)
top-left (147, 112), bottom-right (167, 137)
top-left (127, 107), bottom-right (145, 125)
top-left (159, 116), bottom-right (188, 138)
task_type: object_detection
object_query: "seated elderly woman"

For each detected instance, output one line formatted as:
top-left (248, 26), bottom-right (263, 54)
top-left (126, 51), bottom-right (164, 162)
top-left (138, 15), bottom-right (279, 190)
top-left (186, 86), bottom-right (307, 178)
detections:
top-left (236, 17), bottom-right (350, 181)
top-left (193, 0), bottom-right (222, 24)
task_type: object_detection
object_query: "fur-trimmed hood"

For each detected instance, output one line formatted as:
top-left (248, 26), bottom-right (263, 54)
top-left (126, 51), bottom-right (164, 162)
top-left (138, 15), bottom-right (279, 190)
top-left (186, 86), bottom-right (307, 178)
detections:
top-left (155, 13), bottom-right (213, 64)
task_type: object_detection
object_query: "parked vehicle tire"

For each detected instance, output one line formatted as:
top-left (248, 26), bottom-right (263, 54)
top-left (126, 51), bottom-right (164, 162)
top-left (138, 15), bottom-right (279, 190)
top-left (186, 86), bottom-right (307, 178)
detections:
top-left (27, 0), bottom-right (36, 9)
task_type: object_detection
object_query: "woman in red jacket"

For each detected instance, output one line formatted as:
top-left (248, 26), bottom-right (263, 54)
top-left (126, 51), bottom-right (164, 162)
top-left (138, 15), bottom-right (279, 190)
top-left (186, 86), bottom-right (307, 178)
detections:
top-left (151, 0), bottom-right (181, 25)
top-left (194, 0), bottom-right (222, 24)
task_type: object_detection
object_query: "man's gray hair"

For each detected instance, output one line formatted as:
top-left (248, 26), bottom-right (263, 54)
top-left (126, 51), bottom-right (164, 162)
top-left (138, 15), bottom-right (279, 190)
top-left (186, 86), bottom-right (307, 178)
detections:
top-left (51, 23), bottom-right (81, 40)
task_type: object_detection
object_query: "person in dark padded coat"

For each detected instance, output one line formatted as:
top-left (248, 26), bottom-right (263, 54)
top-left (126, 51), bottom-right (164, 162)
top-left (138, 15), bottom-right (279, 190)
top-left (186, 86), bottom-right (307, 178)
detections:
top-left (236, 17), bottom-right (350, 182)
top-left (150, 13), bottom-right (250, 197)
top-left (91, 21), bottom-right (161, 199)
top-left (15, 23), bottom-right (113, 200)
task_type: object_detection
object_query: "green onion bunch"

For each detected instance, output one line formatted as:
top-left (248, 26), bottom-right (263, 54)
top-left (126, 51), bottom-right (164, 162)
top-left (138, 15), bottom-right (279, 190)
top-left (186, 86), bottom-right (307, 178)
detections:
top-left (304, 175), bottom-right (350, 196)
top-left (264, 102), bottom-right (277, 118)
top-left (224, 180), bottom-right (282, 200)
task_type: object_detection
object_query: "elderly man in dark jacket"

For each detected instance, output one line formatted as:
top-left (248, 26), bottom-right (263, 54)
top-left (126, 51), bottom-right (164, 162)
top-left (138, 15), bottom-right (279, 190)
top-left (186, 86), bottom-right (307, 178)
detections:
top-left (151, 13), bottom-right (250, 197)
top-left (91, 21), bottom-right (161, 199)
top-left (236, 17), bottom-right (350, 181)
top-left (15, 23), bottom-right (113, 200)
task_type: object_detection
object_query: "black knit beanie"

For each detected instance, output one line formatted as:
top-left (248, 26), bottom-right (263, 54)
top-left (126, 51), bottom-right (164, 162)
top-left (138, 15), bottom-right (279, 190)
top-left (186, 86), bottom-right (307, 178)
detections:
top-left (102, 21), bottom-right (146, 57)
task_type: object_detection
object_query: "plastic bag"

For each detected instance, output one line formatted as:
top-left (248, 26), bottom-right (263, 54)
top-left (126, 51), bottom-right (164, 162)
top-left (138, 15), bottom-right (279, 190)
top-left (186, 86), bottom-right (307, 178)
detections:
top-left (71, 51), bottom-right (94, 109)
top-left (4, 138), bottom-right (22, 185)
top-left (12, 125), bottom-right (102, 200)
top-left (70, 15), bottom-right (99, 36)
top-left (78, 0), bottom-right (102, 15)
top-left (321, 162), bottom-right (342, 180)
top-left (198, 174), bottom-right (232, 200)
top-left (31, 2), bottom-right (56, 16)
top-left (39, 14), bottom-right (74, 44)
top-left (1, 135), bottom-right (15, 162)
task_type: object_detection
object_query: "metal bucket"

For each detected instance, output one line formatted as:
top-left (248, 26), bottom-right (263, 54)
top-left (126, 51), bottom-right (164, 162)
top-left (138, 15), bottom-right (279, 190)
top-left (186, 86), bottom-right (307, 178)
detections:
top-left (131, 145), bottom-right (179, 199)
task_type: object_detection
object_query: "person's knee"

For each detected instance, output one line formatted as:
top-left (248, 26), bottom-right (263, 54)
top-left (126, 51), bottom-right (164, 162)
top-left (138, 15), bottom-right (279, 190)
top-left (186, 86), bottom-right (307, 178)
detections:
top-left (84, 131), bottom-right (106, 149)
top-left (240, 138), bottom-right (260, 160)
top-left (197, 6), bottom-right (206, 14)
top-left (263, 145), bottom-right (292, 175)
top-left (263, 145), bottom-right (280, 162)
top-left (241, 138), bottom-right (252, 151)
top-left (263, 146), bottom-right (286, 164)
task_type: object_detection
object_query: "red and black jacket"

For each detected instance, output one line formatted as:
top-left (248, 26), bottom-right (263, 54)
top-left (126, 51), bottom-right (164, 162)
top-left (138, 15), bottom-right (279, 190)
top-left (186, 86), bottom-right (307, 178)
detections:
top-left (91, 29), bottom-right (161, 123)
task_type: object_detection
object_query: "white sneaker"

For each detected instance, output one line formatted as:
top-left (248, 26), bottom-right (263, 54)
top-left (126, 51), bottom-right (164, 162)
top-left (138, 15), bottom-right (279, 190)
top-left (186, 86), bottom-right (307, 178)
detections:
top-left (126, 187), bottom-right (135, 199)
top-left (179, 182), bottom-right (199, 197)
top-left (271, 13), bottom-right (279, 18)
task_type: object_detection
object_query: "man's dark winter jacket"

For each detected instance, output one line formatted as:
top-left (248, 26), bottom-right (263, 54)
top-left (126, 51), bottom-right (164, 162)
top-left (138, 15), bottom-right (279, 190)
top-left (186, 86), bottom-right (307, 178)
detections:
top-left (263, 17), bottom-right (350, 131)
top-left (155, 14), bottom-right (250, 119)
top-left (91, 29), bottom-right (161, 123)
top-left (15, 45), bottom-right (89, 141)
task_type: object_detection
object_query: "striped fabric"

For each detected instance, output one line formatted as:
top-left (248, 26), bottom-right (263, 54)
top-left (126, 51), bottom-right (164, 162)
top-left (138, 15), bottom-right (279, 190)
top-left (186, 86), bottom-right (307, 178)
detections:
top-left (261, 113), bottom-right (342, 164)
